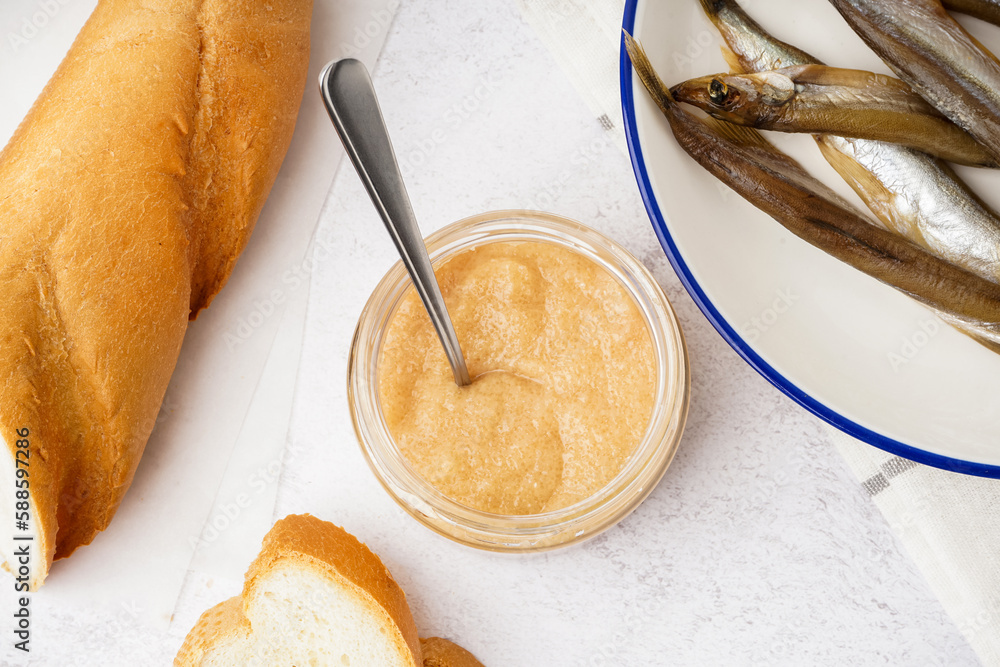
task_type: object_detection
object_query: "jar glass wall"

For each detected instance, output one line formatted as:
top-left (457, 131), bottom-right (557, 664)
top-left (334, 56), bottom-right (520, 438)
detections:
top-left (348, 210), bottom-right (689, 551)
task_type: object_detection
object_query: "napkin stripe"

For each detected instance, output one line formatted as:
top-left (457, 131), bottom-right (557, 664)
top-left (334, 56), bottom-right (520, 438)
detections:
top-left (862, 456), bottom-right (919, 497)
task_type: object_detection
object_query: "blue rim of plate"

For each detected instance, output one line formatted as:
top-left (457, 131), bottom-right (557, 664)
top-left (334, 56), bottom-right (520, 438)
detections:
top-left (620, 0), bottom-right (1000, 478)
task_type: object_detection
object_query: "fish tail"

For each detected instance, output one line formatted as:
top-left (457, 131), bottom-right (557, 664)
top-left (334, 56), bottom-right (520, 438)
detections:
top-left (623, 31), bottom-right (676, 116)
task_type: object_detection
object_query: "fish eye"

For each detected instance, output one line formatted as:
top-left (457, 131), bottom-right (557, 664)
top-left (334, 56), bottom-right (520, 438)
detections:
top-left (708, 78), bottom-right (735, 106)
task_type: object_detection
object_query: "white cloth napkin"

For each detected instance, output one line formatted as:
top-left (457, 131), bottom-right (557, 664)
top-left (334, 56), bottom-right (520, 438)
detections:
top-left (830, 430), bottom-right (1000, 665)
top-left (518, 0), bottom-right (1000, 664)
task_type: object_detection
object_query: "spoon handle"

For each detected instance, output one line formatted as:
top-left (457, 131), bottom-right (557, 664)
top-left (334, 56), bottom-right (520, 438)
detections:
top-left (320, 59), bottom-right (471, 387)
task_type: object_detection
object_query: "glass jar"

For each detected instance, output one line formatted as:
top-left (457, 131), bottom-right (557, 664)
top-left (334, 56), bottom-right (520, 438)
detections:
top-left (348, 210), bottom-right (689, 551)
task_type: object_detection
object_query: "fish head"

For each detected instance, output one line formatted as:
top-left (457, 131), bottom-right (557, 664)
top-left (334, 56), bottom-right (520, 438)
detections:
top-left (670, 72), bottom-right (794, 125)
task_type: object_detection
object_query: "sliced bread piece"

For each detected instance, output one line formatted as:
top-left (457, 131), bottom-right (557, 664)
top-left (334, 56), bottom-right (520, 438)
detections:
top-left (175, 514), bottom-right (421, 666)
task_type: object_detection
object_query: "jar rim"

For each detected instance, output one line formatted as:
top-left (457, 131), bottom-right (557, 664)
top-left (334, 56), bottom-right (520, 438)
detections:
top-left (348, 210), bottom-right (690, 551)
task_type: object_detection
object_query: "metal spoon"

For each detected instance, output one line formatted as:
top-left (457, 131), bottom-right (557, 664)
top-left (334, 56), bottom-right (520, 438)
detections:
top-left (320, 58), bottom-right (472, 387)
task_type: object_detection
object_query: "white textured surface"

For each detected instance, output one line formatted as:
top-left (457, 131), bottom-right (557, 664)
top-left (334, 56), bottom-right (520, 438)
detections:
top-left (274, 1), bottom-right (976, 665)
top-left (0, 1), bottom-right (981, 665)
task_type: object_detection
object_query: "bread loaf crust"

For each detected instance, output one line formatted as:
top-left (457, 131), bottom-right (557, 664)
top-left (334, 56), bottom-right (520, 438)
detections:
top-left (0, 0), bottom-right (311, 588)
top-left (421, 637), bottom-right (487, 667)
top-left (185, 0), bottom-right (314, 314)
top-left (174, 596), bottom-right (249, 666)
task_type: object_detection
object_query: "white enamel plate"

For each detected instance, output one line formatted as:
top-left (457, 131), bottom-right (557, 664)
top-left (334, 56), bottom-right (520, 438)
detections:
top-left (622, 0), bottom-right (1000, 475)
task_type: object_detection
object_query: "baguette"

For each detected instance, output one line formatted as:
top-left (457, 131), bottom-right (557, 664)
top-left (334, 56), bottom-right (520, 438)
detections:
top-left (0, 0), bottom-right (311, 589)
